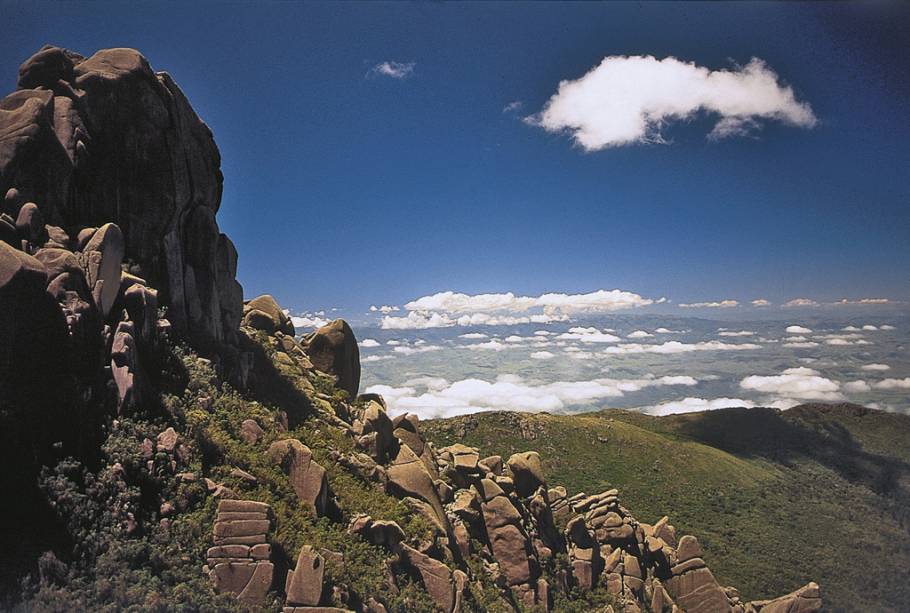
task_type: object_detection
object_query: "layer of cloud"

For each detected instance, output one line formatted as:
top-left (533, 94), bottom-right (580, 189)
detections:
top-left (717, 330), bottom-right (754, 337)
top-left (369, 305), bottom-right (400, 313)
top-left (751, 299), bottom-right (772, 307)
top-left (644, 397), bottom-right (755, 416)
top-left (366, 373), bottom-right (698, 419)
top-left (527, 55), bottom-right (815, 151)
top-left (861, 363), bottom-right (891, 371)
top-left (783, 298), bottom-right (820, 308)
top-left (370, 61), bottom-right (415, 79)
top-left (739, 367), bottom-right (844, 402)
top-left (360, 339), bottom-right (381, 348)
top-left (602, 340), bottom-right (760, 355)
top-left (679, 300), bottom-right (739, 309)
top-left (785, 325), bottom-right (812, 334)
top-left (874, 378), bottom-right (910, 390)
top-left (404, 289), bottom-right (658, 314)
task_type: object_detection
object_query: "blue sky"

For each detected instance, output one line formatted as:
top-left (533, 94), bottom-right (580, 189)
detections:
top-left (3, 1), bottom-right (908, 317)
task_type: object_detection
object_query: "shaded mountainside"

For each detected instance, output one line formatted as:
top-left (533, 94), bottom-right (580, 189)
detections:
top-left (422, 405), bottom-right (910, 612)
top-left (1, 45), bottom-right (825, 612)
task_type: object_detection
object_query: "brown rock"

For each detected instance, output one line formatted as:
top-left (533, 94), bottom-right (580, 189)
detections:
top-left (303, 319), bottom-right (360, 398)
top-left (240, 419), bottom-right (264, 444)
top-left (747, 582), bottom-right (822, 613)
top-left (398, 544), bottom-right (454, 613)
top-left (286, 545), bottom-right (324, 607)
top-left (507, 451), bottom-right (545, 497)
top-left (267, 439), bottom-right (329, 516)
top-left (676, 535), bottom-right (702, 563)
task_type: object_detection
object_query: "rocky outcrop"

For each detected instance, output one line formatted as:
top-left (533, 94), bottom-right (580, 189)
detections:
top-left (205, 499), bottom-right (274, 605)
top-left (303, 319), bottom-right (360, 398)
top-left (0, 45), bottom-right (242, 348)
top-left (267, 439), bottom-right (331, 517)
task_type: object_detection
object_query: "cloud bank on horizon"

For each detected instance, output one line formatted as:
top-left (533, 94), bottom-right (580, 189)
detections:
top-left (526, 55), bottom-right (817, 150)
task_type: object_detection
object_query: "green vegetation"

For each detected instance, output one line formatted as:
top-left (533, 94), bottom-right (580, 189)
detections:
top-left (422, 405), bottom-right (910, 613)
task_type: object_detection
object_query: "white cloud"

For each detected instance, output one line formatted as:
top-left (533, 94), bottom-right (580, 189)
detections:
top-left (842, 326), bottom-right (861, 331)
top-left (366, 373), bottom-right (697, 419)
top-left (739, 367), bottom-right (844, 402)
top-left (527, 55), bottom-right (815, 151)
top-left (459, 332), bottom-right (489, 339)
top-left (386, 340), bottom-right (401, 346)
top-left (717, 330), bottom-right (755, 337)
top-left (370, 61), bottom-right (415, 79)
top-left (783, 298), bottom-right (820, 308)
top-left (362, 355), bottom-right (393, 363)
top-left (370, 305), bottom-right (400, 313)
top-left (679, 300), bottom-right (739, 309)
top-left (530, 351), bottom-right (555, 360)
top-left (381, 311), bottom-right (456, 330)
top-left (392, 344), bottom-right (442, 355)
top-left (751, 299), bottom-right (772, 307)
top-left (627, 330), bottom-right (654, 338)
top-left (861, 363), bottom-right (891, 371)
top-left (783, 341), bottom-right (819, 348)
top-left (291, 315), bottom-right (330, 330)
top-left (534, 330), bottom-right (553, 336)
top-left (463, 340), bottom-right (509, 351)
top-left (874, 378), bottom-right (910, 390)
top-left (360, 338), bottom-right (381, 348)
top-left (843, 380), bottom-right (871, 393)
top-left (785, 325), bottom-right (812, 334)
top-left (881, 325), bottom-right (896, 331)
top-left (405, 289), bottom-right (657, 314)
top-left (380, 310), bottom-right (567, 330)
top-left (834, 298), bottom-right (891, 305)
top-left (644, 397), bottom-right (756, 416)
top-left (503, 100), bottom-right (524, 113)
top-left (861, 325), bottom-right (879, 331)
top-left (557, 327), bottom-right (622, 343)
top-left (602, 340), bottom-right (760, 355)
top-left (654, 327), bottom-right (683, 334)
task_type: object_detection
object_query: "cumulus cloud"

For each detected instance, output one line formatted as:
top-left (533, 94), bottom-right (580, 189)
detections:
top-left (370, 61), bottom-right (415, 79)
top-left (654, 327), bottom-right (684, 334)
top-left (783, 341), bottom-right (819, 348)
top-left (381, 288), bottom-right (659, 330)
top-left (527, 55), bottom-right (815, 151)
top-left (370, 305), bottom-right (400, 313)
top-left (874, 378), bottom-right (910, 390)
top-left (459, 332), bottom-right (489, 339)
top-left (602, 340), bottom-right (760, 355)
top-left (717, 330), bottom-right (755, 337)
top-left (557, 327), bottom-right (622, 343)
top-left (783, 298), bottom-right (820, 308)
top-left (530, 351), bottom-right (555, 360)
top-left (644, 397), bottom-right (755, 416)
top-left (785, 325), bottom-right (812, 334)
top-left (360, 339), bottom-right (381, 348)
top-left (861, 363), bottom-right (891, 371)
top-left (291, 315), bottom-right (330, 330)
top-left (739, 367), bottom-right (844, 402)
top-left (881, 325), bottom-right (896, 331)
top-left (365, 373), bottom-right (697, 419)
top-left (843, 380), bottom-right (871, 393)
top-left (679, 300), bottom-right (739, 309)
top-left (834, 298), bottom-right (891, 305)
top-left (627, 330), bottom-right (654, 338)
top-left (362, 355), bottom-right (392, 363)
top-left (751, 299), bottom-right (772, 307)
top-left (405, 289), bottom-right (658, 314)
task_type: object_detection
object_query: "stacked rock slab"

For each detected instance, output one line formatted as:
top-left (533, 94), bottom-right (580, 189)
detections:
top-left (206, 499), bottom-right (274, 605)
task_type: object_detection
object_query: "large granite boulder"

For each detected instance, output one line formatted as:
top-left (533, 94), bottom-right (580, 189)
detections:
top-left (267, 439), bottom-right (330, 517)
top-left (303, 319), bottom-right (360, 398)
top-left (1, 45), bottom-right (242, 346)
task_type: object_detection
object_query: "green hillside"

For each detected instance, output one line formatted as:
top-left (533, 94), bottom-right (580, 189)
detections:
top-left (423, 405), bottom-right (910, 612)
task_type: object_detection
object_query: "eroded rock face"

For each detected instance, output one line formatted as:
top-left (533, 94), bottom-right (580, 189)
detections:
top-left (0, 45), bottom-right (241, 347)
top-left (303, 319), bottom-right (360, 398)
top-left (285, 545), bottom-right (325, 607)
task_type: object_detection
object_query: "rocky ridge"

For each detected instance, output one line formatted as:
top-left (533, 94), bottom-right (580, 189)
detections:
top-left (0, 46), bottom-right (822, 612)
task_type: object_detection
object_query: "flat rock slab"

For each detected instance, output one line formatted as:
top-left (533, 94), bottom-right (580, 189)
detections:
top-left (214, 519), bottom-right (270, 538)
top-left (218, 499), bottom-right (270, 514)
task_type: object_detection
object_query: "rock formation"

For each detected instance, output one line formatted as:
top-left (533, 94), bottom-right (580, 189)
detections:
top-left (206, 499), bottom-right (274, 604)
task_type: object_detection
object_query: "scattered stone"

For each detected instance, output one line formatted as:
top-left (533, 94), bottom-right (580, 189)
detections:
top-left (286, 545), bottom-right (324, 607)
top-left (267, 439), bottom-right (329, 516)
top-left (240, 419), bottom-right (264, 444)
top-left (507, 451), bottom-right (545, 497)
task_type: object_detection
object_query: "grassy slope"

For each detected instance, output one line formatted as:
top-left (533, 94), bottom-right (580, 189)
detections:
top-left (422, 404), bottom-right (910, 613)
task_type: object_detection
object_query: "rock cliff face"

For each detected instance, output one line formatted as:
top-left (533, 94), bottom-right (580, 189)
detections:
top-left (0, 46), bottom-right (822, 613)
top-left (1, 45), bottom-right (240, 348)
